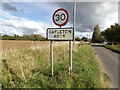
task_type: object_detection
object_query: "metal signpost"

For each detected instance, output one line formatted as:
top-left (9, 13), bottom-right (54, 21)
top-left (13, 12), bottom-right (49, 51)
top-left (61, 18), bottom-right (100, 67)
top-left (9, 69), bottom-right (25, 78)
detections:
top-left (50, 40), bottom-right (53, 76)
top-left (47, 8), bottom-right (73, 77)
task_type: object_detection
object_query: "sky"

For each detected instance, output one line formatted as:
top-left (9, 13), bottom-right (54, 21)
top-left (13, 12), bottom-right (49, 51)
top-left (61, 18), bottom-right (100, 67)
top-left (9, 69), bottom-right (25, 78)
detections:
top-left (0, 0), bottom-right (118, 38)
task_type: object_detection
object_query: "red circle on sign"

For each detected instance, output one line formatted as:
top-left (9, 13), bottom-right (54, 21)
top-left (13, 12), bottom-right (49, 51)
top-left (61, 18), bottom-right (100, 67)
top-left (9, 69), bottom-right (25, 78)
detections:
top-left (52, 8), bottom-right (69, 26)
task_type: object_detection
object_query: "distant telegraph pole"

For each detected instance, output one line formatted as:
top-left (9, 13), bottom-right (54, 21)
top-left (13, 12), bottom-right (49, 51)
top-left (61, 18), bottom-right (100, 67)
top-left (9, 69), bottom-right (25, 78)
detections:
top-left (73, 0), bottom-right (76, 51)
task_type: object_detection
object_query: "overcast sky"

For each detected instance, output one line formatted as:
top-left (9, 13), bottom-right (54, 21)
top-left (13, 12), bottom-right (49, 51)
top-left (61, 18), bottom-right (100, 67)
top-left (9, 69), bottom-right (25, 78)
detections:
top-left (0, 0), bottom-right (118, 38)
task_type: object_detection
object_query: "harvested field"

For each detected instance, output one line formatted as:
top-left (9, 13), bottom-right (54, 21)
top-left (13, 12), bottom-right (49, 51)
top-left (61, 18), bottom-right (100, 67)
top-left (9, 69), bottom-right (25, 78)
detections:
top-left (1, 40), bottom-right (69, 51)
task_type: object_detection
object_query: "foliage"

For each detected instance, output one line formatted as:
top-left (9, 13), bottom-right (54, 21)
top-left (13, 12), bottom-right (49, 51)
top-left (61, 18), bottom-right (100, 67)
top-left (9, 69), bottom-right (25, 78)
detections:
top-left (75, 37), bottom-right (81, 41)
top-left (92, 25), bottom-right (104, 43)
top-left (0, 35), bottom-right (2, 40)
top-left (2, 44), bottom-right (105, 88)
top-left (81, 37), bottom-right (88, 42)
top-left (1, 34), bottom-right (46, 41)
top-left (102, 23), bottom-right (120, 44)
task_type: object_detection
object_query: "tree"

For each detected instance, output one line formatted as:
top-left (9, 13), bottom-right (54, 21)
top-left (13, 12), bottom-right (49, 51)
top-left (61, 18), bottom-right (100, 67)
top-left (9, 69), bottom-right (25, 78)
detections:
top-left (81, 37), bottom-right (88, 42)
top-left (0, 35), bottom-right (2, 40)
top-left (75, 36), bottom-right (81, 41)
top-left (102, 23), bottom-right (120, 44)
top-left (1, 34), bottom-right (46, 41)
top-left (92, 25), bottom-right (103, 43)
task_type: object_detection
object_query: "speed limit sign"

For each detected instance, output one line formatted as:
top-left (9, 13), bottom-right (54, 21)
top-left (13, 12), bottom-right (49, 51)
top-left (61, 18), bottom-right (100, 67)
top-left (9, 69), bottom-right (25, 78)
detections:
top-left (53, 8), bottom-right (69, 26)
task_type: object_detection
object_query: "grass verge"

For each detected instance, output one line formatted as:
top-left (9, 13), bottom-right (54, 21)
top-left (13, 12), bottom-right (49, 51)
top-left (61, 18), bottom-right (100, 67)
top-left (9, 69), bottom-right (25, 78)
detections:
top-left (2, 44), bottom-right (106, 88)
top-left (104, 45), bottom-right (120, 53)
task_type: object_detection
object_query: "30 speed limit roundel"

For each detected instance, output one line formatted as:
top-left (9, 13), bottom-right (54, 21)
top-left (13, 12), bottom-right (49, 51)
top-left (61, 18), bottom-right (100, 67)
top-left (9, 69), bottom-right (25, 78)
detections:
top-left (53, 8), bottom-right (69, 26)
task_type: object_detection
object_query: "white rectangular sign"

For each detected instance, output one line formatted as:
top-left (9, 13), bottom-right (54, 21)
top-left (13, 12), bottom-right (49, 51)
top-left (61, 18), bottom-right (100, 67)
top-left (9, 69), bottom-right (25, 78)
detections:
top-left (47, 28), bottom-right (74, 40)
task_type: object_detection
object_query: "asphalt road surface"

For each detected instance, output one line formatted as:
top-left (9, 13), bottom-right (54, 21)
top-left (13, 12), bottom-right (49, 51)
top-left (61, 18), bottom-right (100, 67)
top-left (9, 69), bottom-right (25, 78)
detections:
top-left (92, 45), bottom-right (119, 88)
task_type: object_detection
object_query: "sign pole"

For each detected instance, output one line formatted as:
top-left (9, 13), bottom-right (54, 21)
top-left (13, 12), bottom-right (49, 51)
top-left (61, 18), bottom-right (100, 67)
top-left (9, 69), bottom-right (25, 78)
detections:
top-left (48, 8), bottom-right (73, 77)
top-left (50, 40), bottom-right (53, 76)
top-left (69, 41), bottom-right (72, 77)
top-left (73, 0), bottom-right (76, 51)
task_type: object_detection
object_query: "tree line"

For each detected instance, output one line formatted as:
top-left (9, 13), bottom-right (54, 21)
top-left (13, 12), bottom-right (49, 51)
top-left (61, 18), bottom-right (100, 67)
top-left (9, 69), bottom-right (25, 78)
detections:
top-left (92, 23), bottom-right (120, 45)
top-left (3, 23), bottom-right (119, 43)
top-left (0, 34), bottom-right (46, 41)
top-left (0, 33), bottom-right (89, 42)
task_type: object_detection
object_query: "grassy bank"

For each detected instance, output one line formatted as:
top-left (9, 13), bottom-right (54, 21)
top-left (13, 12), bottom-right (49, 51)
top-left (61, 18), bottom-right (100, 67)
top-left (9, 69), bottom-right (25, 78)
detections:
top-left (2, 44), bottom-right (105, 88)
top-left (104, 45), bottom-right (120, 53)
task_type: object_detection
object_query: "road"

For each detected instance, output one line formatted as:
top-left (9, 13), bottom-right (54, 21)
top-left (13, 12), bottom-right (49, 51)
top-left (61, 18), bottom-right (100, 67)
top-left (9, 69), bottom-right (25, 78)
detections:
top-left (92, 45), bottom-right (119, 88)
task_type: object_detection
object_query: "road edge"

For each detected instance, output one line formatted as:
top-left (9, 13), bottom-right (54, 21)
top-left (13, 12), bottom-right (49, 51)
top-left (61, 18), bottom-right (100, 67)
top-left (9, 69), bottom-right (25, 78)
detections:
top-left (91, 46), bottom-right (112, 88)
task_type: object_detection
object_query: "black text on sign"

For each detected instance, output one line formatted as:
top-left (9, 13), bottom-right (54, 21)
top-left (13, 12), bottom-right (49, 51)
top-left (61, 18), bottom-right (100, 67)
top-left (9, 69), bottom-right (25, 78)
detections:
top-left (47, 28), bottom-right (74, 40)
top-left (53, 8), bottom-right (69, 26)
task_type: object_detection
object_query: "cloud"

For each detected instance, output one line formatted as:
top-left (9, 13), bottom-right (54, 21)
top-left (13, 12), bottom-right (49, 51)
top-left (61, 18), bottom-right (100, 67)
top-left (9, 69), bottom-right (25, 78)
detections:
top-left (0, 2), bottom-right (118, 38)
top-left (55, 2), bottom-right (118, 32)
top-left (0, 31), bottom-right (5, 34)
top-left (2, 2), bottom-right (18, 12)
top-left (1, 17), bottom-right (52, 37)
top-left (0, 2), bottom-right (55, 37)
top-left (31, 2), bottom-right (58, 12)
top-left (0, 2), bottom-right (47, 37)
top-left (1, 2), bottom-right (24, 13)
top-left (0, 10), bottom-right (25, 20)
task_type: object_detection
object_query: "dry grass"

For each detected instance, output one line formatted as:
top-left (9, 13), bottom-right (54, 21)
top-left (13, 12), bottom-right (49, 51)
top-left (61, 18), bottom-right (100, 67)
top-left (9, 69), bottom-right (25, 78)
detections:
top-left (1, 40), bottom-right (49, 51)
top-left (1, 40), bottom-right (70, 87)
top-left (1, 40), bottom-right (107, 88)
top-left (1, 40), bottom-right (70, 51)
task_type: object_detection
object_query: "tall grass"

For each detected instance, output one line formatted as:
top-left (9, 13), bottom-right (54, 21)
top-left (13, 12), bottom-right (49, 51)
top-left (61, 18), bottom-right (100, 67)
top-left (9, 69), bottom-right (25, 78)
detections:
top-left (1, 43), bottom-right (105, 88)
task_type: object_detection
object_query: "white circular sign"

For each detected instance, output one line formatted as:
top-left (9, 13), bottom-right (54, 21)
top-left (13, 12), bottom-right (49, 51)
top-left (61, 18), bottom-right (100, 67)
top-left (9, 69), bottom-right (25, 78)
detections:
top-left (53, 8), bottom-right (69, 26)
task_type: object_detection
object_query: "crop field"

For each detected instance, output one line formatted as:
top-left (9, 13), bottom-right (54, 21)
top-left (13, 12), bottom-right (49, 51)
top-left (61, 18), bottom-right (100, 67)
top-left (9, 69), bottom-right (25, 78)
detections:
top-left (0, 40), bottom-right (108, 88)
top-left (1, 40), bottom-right (70, 51)
top-left (1, 40), bottom-right (50, 51)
